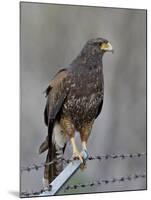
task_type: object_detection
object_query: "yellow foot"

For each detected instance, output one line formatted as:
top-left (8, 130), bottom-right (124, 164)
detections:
top-left (72, 151), bottom-right (83, 163)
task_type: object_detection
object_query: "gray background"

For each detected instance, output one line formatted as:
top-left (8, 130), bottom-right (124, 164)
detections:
top-left (20, 2), bottom-right (146, 195)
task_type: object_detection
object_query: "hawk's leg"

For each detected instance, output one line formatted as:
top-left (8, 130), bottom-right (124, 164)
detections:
top-left (80, 122), bottom-right (93, 160)
top-left (70, 137), bottom-right (83, 163)
top-left (60, 117), bottom-right (83, 163)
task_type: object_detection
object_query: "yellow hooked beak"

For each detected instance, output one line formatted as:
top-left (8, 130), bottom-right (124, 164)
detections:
top-left (100, 42), bottom-right (114, 53)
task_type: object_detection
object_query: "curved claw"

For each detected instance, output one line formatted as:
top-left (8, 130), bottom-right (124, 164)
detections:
top-left (72, 151), bottom-right (83, 163)
top-left (80, 150), bottom-right (88, 170)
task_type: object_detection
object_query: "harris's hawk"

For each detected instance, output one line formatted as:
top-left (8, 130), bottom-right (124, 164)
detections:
top-left (39, 38), bottom-right (113, 185)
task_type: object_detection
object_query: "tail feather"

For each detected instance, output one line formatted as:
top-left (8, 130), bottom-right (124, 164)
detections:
top-left (42, 122), bottom-right (67, 186)
top-left (43, 143), bottom-right (65, 186)
top-left (39, 136), bottom-right (48, 154)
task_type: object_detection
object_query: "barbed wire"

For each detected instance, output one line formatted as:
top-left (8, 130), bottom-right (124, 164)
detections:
top-left (21, 159), bottom-right (56, 173)
top-left (63, 173), bottom-right (146, 191)
top-left (21, 152), bottom-right (146, 173)
top-left (21, 187), bottom-right (51, 197)
top-left (20, 172), bottom-right (146, 197)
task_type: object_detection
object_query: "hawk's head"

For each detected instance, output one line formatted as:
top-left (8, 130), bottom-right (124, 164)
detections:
top-left (87, 37), bottom-right (114, 54)
top-left (71, 37), bottom-right (113, 67)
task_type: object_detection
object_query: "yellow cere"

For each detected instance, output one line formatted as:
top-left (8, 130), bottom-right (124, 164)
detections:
top-left (100, 42), bottom-right (109, 50)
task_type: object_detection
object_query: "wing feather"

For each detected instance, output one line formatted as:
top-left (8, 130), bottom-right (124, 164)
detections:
top-left (95, 99), bottom-right (103, 119)
top-left (42, 68), bottom-right (69, 151)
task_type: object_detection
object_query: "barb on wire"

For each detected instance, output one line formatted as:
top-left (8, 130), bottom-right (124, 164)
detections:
top-left (20, 173), bottom-right (146, 197)
top-left (20, 187), bottom-right (52, 197)
top-left (85, 152), bottom-right (146, 161)
top-left (21, 160), bottom-right (55, 173)
top-left (21, 152), bottom-right (146, 173)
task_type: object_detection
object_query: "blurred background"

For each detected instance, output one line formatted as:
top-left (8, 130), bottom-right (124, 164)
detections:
top-left (20, 2), bottom-right (146, 196)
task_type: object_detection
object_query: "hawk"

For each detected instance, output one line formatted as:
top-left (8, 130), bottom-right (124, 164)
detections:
top-left (39, 38), bottom-right (113, 185)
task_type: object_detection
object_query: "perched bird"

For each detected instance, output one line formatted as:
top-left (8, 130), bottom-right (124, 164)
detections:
top-left (39, 38), bottom-right (113, 185)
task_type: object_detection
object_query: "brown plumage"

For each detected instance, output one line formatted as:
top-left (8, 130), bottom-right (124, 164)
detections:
top-left (39, 38), bottom-right (113, 185)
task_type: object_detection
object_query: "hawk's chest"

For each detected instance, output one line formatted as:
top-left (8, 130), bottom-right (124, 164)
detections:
top-left (65, 93), bottom-right (101, 112)
top-left (63, 67), bottom-right (103, 117)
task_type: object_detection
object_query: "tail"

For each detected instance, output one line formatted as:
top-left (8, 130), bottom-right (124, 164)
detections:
top-left (39, 122), bottom-right (67, 187)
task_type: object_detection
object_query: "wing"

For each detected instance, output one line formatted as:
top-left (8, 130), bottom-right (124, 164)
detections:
top-left (95, 79), bottom-right (104, 119)
top-left (43, 68), bottom-right (69, 150)
top-left (44, 68), bottom-right (68, 126)
top-left (40, 69), bottom-right (69, 184)
top-left (95, 99), bottom-right (103, 119)
top-left (39, 136), bottom-right (48, 154)
top-left (44, 68), bottom-right (68, 124)
top-left (44, 68), bottom-right (67, 98)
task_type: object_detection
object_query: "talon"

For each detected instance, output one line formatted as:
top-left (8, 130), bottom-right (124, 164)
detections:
top-left (72, 151), bottom-right (83, 163)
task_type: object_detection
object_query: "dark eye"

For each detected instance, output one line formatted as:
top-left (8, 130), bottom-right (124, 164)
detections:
top-left (99, 42), bottom-right (102, 48)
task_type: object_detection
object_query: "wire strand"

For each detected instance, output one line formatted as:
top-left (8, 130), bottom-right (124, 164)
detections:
top-left (21, 152), bottom-right (146, 173)
top-left (20, 172), bottom-right (146, 197)
top-left (63, 173), bottom-right (146, 191)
